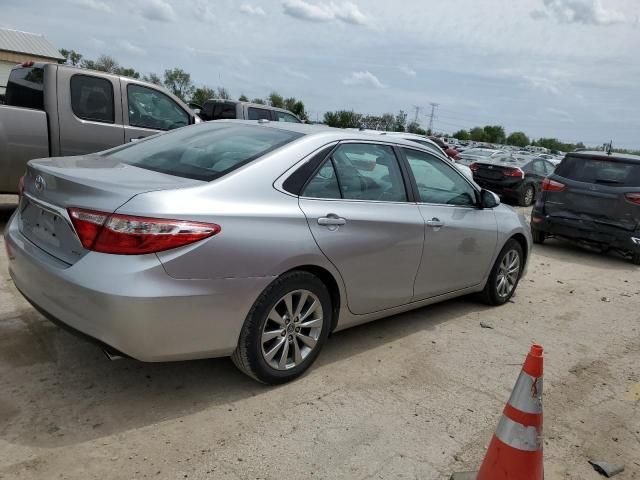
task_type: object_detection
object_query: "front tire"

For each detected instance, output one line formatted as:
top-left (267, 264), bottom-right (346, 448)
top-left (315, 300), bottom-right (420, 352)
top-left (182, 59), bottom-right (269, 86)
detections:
top-left (481, 239), bottom-right (524, 306)
top-left (232, 271), bottom-right (331, 384)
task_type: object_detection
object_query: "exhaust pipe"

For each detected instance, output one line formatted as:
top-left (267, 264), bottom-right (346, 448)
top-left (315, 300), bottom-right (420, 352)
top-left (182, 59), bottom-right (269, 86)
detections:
top-left (103, 348), bottom-right (124, 361)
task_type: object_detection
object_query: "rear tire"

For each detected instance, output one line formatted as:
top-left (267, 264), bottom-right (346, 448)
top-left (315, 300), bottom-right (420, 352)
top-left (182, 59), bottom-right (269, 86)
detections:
top-left (232, 271), bottom-right (331, 384)
top-left (632, 252), bottom-right (640, 266)
top-left (519, 185), bottom-right (535, 207)
top-left (532, 228), bottom-right (545, 245)
top-left (481, 239), bottom-right (524, 306)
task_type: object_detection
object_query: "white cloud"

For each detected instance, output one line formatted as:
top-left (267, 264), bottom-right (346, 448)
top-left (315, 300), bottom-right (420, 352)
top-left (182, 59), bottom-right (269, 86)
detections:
top-left (194, 1), bottom-right (216, 23)
top-left (138, 0), bottom-right (175, 22)
top-left (283, 0), bottom-right (368, 25)
top-left (240, 4), bottom-right (266, 16)
top-left (118, 39), bottom-right (146, 56)
top-left (284, 66), bottom-right (310, 80)
top-left (399, 65), bottom-right (416, 77)
top-left (343, 71), bottom-right (385, 88)
top-left (73, 0), bottom-right (112, 13)
top-left (531, 0), bottom-right (627, 25)
top-left (523, 75), bottom-right (562, 95)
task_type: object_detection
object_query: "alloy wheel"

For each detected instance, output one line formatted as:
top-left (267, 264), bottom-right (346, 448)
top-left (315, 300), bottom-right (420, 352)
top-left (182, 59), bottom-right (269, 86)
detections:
top-left (524, 187), bottom-right (534, 206)
top-left (261, 290), bottom-right (324, 370)
top-left (496, 250), bottom-right (521, 298)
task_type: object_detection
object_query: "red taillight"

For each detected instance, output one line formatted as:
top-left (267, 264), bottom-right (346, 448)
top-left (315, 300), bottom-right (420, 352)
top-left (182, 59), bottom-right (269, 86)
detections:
top-left (503, 167), bottom-right (524, 178)
top-left (625, 193), bottom-right (640, 205)
top-left (68, 208), bottom-right (220, 255)
top-left (18, 175), bottom-right (25, 196)
top-left (469, 163), bottom-right (480, 172)
top-left (21, 61), bottom-right (34, 67)
top-left (542, 178), bottom-right (566, 192)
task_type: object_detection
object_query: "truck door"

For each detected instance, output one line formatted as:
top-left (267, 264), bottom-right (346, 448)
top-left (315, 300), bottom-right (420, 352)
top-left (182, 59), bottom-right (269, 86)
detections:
top-left (57, 69), bottom-right (124, 156)
top-left (121, 80), bottom-right (190, 143)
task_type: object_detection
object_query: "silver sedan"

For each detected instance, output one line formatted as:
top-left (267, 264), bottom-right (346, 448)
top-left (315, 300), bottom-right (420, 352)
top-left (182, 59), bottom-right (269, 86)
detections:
top-left (4, 121), bottom-right (531, 384)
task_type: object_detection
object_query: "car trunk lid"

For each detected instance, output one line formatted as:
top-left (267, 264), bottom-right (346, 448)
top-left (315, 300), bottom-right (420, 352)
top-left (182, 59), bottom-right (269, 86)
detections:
top-left (19, 154), bottom-right (203, 264)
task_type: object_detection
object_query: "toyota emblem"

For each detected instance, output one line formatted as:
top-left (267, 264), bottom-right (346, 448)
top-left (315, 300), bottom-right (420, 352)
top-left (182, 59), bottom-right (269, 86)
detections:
top-left (34, 175), bottom-right (46, 192)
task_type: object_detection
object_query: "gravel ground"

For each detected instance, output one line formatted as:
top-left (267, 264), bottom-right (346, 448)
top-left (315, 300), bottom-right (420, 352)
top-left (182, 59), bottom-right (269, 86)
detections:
top-left (0, 194), bottom-right (638, 480)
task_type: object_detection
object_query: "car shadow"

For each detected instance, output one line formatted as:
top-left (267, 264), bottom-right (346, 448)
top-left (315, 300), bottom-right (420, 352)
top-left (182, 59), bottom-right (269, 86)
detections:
top-left (0, 293), bottom-right (489, 448)
top-left (533, 237), bottom-right (637, 271)
top-left (0, 197), bottom-right (18, 227)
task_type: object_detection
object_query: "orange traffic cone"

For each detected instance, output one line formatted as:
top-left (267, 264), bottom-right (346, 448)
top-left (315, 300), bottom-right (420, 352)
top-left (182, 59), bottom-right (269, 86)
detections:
top-left (451, 344), bottom-right (544, 480)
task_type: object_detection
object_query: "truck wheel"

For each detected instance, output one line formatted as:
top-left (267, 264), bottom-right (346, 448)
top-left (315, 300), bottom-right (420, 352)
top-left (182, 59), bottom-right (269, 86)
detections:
top-left (519, 185), bottom-right (535, 207)
top-left (532, 228), bottom-right (545, 245)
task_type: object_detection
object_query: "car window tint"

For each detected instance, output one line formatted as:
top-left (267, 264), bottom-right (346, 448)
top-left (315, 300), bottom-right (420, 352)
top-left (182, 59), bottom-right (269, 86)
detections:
top-left (104, 123), bottom-right (302, 181)
top-left (248, 107), bottom-right (272, 120)
top-left (275, 111), bottom-right (300, 123)
top-left (127, 84), bottom-right (189, 131)
top-left (71, 74), bottom-right (114, 123)
top-left (331, 144), bottom-right (407, 202)
top-left (531, 160), bottom-right (546, 174)
top-left (5, 66), bottom-right (45, 110)
top-left (404, 148), bottom-right (476, 206)
top-left (211, 102), bottom-right (237, 120)
top-left (556, 157), bottom-right (640, 186)
top-left (543, 161), bottom-right (555, 174)
top-left (303, 160), bottom-right (341, 199)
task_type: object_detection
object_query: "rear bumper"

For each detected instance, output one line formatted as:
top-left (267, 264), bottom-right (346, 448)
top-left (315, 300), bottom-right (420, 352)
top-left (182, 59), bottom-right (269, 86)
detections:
top-left (4, 215), bottom-right (274, 361)
top-left (475, 179), bottom-right (525, 198)
top-left (531, 211), bottom-right (640, 253)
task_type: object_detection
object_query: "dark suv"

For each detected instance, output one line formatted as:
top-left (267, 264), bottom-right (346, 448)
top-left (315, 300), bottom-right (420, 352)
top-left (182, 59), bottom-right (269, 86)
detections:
top-left (531, 151), bottom-right (640, 265)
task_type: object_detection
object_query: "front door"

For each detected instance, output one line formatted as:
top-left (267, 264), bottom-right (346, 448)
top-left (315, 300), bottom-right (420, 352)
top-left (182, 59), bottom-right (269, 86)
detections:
top-left (298, 142), bottom-right (424, 315)
top-left (401, 148), bottom-right (498, 299)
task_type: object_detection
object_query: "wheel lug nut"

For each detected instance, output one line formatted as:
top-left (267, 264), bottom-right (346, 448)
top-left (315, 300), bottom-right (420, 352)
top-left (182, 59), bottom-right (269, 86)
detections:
top-left (295, 327), bottom-right (300, 332)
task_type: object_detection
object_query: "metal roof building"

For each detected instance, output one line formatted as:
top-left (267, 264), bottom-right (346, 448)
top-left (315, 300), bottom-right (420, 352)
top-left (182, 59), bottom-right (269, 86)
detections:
top-left (0, 28), bottom-right (63, 94)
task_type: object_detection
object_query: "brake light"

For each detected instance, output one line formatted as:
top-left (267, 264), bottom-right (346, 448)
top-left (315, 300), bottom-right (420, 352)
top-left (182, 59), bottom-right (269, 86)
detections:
top-left (18, 175), bottom-right (25, 196)
top-left (542, 178), bottom-right (566, 192)
top-left (469, 163), bottom-right (480, 172)
top-left (68, 208), bottom-right (220, 254)
top-left (503, 167), bottom-right (524, 178)
top-left (625, 193), bottom-right (640, 205)
top-left (21, 61), bottom-right (34, 67)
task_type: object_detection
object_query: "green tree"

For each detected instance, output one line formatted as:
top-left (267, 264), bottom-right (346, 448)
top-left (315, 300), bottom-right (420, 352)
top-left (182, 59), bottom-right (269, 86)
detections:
top-left (87, 55), bottom-right (120, 73)
top-left (115, 67), bottom-right (140, 79)
top-left (191, 86), bottom-right (215, 106)
top-left (407, 122), bottom-right (427, 135)
top-left (251, 98), bottom-right (266, 105)
top-left (163, 68), bottom-right (194, 101)
top-left (238, 94), bottom-right (249, 101)
top-left (59, 48), bottom-right (83, 66)
top-left (469, 127), bottom-right (486, 142)
top-left (483, 125), bottom-right (506, 144)
top-left (284, 97), bottom-right (308, 121)
top-left (393, 110), bottom-right (407, 132)
top-left (323, 110), bottom-right (363, 128)
top-left (142, 73), bottom-right (163, 86)
top-left (268, 92), bottom-right (285, 108)
top-left (216, 87), bottom-right (230, 100)
top-left (506, 131), bottom-right (530, 147)
top-left (453, 129), bottom-right (470, 141)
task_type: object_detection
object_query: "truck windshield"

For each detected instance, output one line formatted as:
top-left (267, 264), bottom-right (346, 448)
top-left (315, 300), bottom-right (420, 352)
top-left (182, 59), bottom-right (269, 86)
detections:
top-left (103, 123), bottom-right (303, 181)
top-left (5, 66), bottom-right (45, 110)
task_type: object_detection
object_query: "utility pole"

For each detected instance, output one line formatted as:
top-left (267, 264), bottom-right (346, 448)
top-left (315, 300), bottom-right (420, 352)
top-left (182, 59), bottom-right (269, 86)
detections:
top-left (427, 102), bottom-right (439, 133)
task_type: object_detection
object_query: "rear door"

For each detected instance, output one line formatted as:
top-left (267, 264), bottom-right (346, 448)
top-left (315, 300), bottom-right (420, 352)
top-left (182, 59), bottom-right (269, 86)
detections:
top-left (298, 142), bottom-right (424, 314)
top-left (401, 148), bottom-right (497, 299)
top-left (122, 81), bottom-right (190, 142)
top-left (57, 69), bottom-right (124, 155)
top-left (545, 155), bottom-right (640, 231)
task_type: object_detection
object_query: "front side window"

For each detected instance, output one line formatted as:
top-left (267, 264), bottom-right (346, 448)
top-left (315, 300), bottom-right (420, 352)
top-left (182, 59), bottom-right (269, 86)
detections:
top-left (248, 107), bottom-right (272, 120)
top-left (70, 74), bottom-right (114, 123)
top-left (275, 111), bottom-right (301, 123)
top-left (404, 148), bottom-right (476, 206)
top-left (127, 84), bottom-right (189, 131)
top-left (104, 123), bottom-right (302, 181)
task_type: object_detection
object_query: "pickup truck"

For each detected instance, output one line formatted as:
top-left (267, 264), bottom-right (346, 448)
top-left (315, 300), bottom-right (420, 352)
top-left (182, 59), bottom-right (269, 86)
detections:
top-left (0, 62), bottom-right (198, 194)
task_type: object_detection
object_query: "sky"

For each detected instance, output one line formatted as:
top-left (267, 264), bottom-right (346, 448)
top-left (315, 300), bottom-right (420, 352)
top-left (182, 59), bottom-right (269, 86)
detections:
top-left (2, 0), bottom-right (639, 148)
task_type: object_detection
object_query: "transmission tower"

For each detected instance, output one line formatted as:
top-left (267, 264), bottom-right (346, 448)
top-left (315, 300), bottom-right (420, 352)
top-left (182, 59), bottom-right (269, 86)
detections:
top-left (412, 105), bottom-right (421, 125)
top-left (427, 102), bottom-right (439, 133)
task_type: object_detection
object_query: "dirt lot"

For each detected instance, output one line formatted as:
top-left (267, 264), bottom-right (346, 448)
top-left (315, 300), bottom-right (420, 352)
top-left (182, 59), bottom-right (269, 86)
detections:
top-left (0, 194), bottom-right (638, 480)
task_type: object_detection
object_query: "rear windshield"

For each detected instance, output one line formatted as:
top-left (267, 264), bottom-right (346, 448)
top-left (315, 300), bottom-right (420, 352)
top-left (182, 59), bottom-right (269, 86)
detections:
top-left (556, 156), bottom-right (640, 187)
top-left (104, 123), bottom-right (303, 181)
top-left (5, 66), bottom-right (45, 110)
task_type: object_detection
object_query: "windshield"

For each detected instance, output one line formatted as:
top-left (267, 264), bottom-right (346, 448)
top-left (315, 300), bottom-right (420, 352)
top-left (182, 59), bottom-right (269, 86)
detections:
top-left (104, 123), bottom-right (303, 181)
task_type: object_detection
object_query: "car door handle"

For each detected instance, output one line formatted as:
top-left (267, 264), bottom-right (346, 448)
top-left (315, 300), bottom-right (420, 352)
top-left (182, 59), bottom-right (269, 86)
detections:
top-left (318, 216), bottom-right (346, 226)
top-left (426, 218), bottom-right (444, 228)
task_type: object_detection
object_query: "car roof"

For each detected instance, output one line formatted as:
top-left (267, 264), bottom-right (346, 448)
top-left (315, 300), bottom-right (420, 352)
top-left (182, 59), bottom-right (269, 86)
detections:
top-left (567, 150), bottom-right (640, 163)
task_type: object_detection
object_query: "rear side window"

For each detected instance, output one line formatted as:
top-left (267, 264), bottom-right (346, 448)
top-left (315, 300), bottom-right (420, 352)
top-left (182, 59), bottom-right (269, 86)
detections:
top-left (211, 102), bottom-right (237, 120)
top-left (248, 107), bottom-right (272, 120)
top-left (70, 75), bottom-right (114, 123)
top-left (104, 123), bottom-right (303, 181)
top-left (556, 157), bottom-right (640, 187)
top-left (5, 66), bottom-right (45, 110)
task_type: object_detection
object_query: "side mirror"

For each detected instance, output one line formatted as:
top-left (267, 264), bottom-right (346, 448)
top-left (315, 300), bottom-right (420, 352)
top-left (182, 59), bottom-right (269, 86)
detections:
top-left (480, 189), bottom-right (500, 208)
